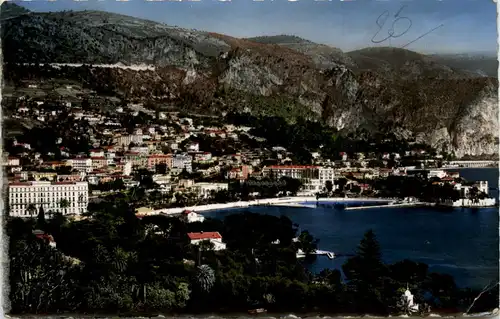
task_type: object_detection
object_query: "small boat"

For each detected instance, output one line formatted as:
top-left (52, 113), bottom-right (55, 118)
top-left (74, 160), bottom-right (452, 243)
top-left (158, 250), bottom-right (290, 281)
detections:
top-left (248, 308), bottom-right (267, 314)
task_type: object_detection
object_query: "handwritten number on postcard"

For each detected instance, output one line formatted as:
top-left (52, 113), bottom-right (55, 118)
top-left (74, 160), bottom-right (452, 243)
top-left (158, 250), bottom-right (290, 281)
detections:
top-left (371, 5), bottom-right (412, 44)
top-left (371, 5), bottom-right (442, 48)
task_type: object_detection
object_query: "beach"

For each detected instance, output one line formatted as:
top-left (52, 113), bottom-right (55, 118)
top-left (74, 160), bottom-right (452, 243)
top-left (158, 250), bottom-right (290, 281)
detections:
top-left (146, 197), bottom-right (394, 216)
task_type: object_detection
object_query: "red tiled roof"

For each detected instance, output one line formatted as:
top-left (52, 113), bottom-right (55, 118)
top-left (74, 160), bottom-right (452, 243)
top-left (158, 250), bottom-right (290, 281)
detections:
top-left (187, 232), bottom-right (222, 240)
top-left (9, 182), bottom-right (32, 186)
top-left (36, 234), bottom-right (55, 242)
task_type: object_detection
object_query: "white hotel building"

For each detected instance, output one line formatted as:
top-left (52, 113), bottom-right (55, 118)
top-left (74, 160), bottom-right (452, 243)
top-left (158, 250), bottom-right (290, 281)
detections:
top-left (8, 181), bottom-right (89, 218)
top-left (262, 165), bottom-right (335, 193)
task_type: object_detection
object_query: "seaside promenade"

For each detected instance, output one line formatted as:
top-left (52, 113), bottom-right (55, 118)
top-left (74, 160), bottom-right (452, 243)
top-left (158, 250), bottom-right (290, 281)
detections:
top-left (143, 197), bottom-right (393, 216)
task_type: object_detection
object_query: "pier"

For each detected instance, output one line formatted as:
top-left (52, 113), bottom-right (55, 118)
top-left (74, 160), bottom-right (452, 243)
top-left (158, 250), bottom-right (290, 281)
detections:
top-left (344, 202), bottom-right (429, 210)
top-left (447, 160), bottom-right (497, 168)
top-left (296, 249), bottom-right (342, 259)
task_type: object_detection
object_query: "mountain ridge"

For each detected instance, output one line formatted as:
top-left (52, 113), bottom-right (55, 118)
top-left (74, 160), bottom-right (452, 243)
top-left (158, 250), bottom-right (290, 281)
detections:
top-left (1, 4), bottom-right (498, 158)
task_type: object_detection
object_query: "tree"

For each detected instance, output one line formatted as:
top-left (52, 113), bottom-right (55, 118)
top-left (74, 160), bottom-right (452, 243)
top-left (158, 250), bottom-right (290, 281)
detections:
top-left (9, 238), bottom-right (79, 313)
top-left (59, 199), bottom-right (70, 215)
top-left (194, 264), bottom-right (215, 293)
top-left (350, 185), bottom-right (362, 194)
top-left (156, 163), bottom-right (168, 174)
top-left (37, 206), bottom-right (46, 228)
top-left (325, 180), bottom-right (334, 193)
top-left (468, 186), bottom-right (480, 203)
top-left (196, 240), bottom-right (215, 265)
top-left (280, 177), bottom-right (303, 195)
top-left (336, 178), bottom-right (348, 191)
top-left (343, 229), bottom-right (386, 287)
top-left (297, 230), bottom-right (318, 255)
top-left (27, 204), bottom-right (37, 218)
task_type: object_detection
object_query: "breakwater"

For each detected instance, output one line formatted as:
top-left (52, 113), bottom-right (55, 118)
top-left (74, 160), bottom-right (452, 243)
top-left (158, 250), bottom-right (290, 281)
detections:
top-left (344, 202), bottom-right (429, 210)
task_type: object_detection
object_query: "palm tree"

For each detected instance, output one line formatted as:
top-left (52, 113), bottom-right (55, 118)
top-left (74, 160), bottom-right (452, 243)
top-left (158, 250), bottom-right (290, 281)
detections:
top-left (27, 204), bottom-right (37, 218)
top-left (58, 198), bottom-right (70, 215)
top-left (194, 264), bottom-right (215, 293)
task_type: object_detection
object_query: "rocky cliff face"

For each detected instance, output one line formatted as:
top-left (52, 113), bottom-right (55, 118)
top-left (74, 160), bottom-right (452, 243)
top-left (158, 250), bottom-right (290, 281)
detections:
top-left (2, 5), bottom-right (498, 158)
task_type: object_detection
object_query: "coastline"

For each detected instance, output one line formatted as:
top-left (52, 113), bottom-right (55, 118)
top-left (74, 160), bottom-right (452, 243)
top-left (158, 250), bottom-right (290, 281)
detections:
top-left (142, 195), bottom-right (497, 216)
top-left (148, 197), bottom-right (393, 215)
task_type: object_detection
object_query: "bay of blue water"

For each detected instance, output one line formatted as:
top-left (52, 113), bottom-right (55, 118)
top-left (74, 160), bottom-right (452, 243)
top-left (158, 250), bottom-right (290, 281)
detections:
top-left (205, 168), bottom-right (499, 289)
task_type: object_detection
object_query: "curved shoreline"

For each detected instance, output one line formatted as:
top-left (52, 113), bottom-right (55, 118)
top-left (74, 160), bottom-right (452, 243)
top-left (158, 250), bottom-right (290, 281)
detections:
top-left (151, 197), bottom-right (393, 215)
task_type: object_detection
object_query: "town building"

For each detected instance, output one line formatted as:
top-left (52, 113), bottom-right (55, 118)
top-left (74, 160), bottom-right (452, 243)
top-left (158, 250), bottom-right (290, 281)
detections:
top-left (123, 162), bottom-right (133, 176)
top-left (227, 165), bottom-right (251, 180)
top-left (186, 142), bottom-right (200, 152)
top-left (67, 158), bottom-right (93, 173)
top-left (193, 152), bottom-right (213, 163)
top-left (91, 157), bottom-right (108, 171)
top-left (172, 154), bottom-right (192, 173)
top-left (89, 149), bottom-right (105, 158)
top-left (181, 210), bottom-right (205, 223)
top-left (428, 170), bottom-right (447, 179)
top-left (8, 181), bottom-right (89, 218)
top-left (123, 152), bottom-right (147, 168)
top-left (31, 171), bottom-right (57, 181)
top-left (193, 182), bottom-right (229, 198)
top-left (187, 231), bottom-right (226, 251)
top-left (148, 154), bottom-right (173, 171)
top-left (262, 165), bottom-right (335, 193)
top-left (113, 134), bottom-right (144, 148)
top-left (3, 156), bottom-right (20, 166)
top-left (130, 146), bottom-right (149, 154)
top-left (56, 173), bottom-right (84, 182)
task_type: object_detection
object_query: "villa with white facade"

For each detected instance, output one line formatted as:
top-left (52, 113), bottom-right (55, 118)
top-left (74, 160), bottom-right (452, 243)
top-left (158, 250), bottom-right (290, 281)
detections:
top-left (181, 210), bottom-right (205, 223)
top-left (187, 231), bottom-right (226, 251)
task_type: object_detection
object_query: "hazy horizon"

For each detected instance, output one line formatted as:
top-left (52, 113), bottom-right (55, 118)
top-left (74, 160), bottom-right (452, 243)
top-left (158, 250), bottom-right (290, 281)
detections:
top-left (13, 0), bottom-right (498, 56)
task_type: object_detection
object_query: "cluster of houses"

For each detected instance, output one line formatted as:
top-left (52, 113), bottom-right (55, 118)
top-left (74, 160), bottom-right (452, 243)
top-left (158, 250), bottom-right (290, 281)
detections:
top-left (4, 95), bottom-right (496, 217)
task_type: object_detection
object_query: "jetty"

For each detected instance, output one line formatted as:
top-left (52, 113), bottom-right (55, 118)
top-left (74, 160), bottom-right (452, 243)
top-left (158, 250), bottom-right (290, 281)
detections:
top-left (296, 249), bottom-right (337, 259)
top-left (344, 202), bottom-right (428, 210)
top-left (271, 203), bottom-right (318, 209)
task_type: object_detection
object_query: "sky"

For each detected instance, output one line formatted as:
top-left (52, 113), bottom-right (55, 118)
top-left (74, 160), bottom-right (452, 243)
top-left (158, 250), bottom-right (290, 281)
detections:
top-left (15, 0), bottom-right (498, 54)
